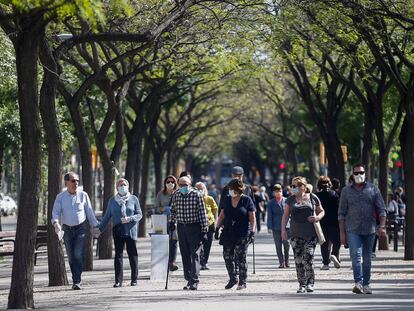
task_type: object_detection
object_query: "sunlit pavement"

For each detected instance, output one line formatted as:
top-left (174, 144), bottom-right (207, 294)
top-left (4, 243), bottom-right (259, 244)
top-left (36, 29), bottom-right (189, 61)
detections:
top-left (0, 219), bottom-right (413, 310)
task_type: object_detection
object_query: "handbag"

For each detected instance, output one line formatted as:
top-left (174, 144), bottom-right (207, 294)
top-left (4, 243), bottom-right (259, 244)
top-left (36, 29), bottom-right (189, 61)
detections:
top-left (310, 194), bottom-right (326, 245)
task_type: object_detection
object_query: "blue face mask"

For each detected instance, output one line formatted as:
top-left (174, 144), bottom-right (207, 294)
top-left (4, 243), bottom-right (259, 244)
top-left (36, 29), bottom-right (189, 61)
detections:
top-left (117, 185), bottom-right (128, 196)
top-left (180, 186), bottom-right (189, 195)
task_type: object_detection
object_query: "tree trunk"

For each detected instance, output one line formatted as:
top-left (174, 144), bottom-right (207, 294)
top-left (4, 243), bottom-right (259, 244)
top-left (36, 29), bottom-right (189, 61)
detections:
top-left (361, 112), bottom-right (374, 179)
top-left (39, 40), bottom-right (68, 286)
top-left (153, 149), bottom-right (163, 195)
top-left (400, 113), bottom-right (414, 260)
top-left (133, 132), bottom-right (143, 196)
top-left (8, 24), bottom-right (42, 310)
top-left (138, 138), bottom-right (151, 237)
top-left (324, 126), bottom-right (345, 186)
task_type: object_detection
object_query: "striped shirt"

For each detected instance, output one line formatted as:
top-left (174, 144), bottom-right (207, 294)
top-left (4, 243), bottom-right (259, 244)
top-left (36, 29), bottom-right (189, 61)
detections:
top-left (338, 182), bottom-right (386, 235)
top-left (171, 187), bottom-right (208, 232)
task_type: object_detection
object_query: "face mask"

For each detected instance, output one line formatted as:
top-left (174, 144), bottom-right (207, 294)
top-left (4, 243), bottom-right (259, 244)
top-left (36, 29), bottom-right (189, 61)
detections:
top-left (197, 189), bottom-right (205, 195)
top-left (118, 185), bottom-right (128, 196)
top-left (229, 190), bottom-right (237, 197)
top-left (291, 187), bottom-right (300, 195)
top-left (166, 183), bottom-right (175, 190)
top-left (180, 186), bottom-right (189, 195)
top-left (354, 174), bottom-right (365, 184)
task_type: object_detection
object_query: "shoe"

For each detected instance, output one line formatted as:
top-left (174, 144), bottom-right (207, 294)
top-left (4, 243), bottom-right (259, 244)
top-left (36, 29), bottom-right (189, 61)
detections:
top-left (169, 263), bottom-right (179, 272)
top-left (183, 283), bottom-right (191, 290)
top-left (130, 281), bottom-right (137, 286)
top-left (306, 284), bottom-right (314, 292)
top-left (278, 263), bottom-right (285, 268)
top-left (113, 282), bottom-right (122, 288)
top-left (352, 283), bottom-right (363, 294)
top-left (72, 283), bottom-right (81, 290)
top-left (363, 285), bottom-right (372, 294)
top-left (297, 286), bottom-right (306, 293)
top-left (225, 279), bottom-right (238, 289)
top-left (201, 264), bottom-right (210, 270)
top-left (285, 262), bottom-right (290, 268)
top-left (330, 255), bottom-right (341, 268)
top-left (320, 265), bottom-right (330, 270)
top-left (371, 253), bottom-right (377, 258)
top-left (236, 283), bottom-right (246, 290)
top-left (189, 283), bottom-right (198, 290)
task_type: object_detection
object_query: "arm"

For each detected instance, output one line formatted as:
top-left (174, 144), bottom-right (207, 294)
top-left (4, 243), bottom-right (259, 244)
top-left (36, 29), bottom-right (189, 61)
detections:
top-left (374, 188), bottom-right (387, 236)
top-left (84, 193), bottom-right (99, 227)
top-left (248, 211), bottom-right (256, 233)
top-left (130, 196), bottom-right (143, 223)
top-left (198, 194), bottom-right (209, 232)
top-left (98, 202), bottom-right (112, 232)
top-left (209, 196), bottom-right (219, 220)
top-left (281, 203), bottom-right (291, 240)
top-left (51, 194), bottom-right (62, 225)
top-left (338, 191), bottom-right (347, 245)
top-left (216, 209), bottom-right (225, 228)
top-left (267, 201), bottom-right (273, 230)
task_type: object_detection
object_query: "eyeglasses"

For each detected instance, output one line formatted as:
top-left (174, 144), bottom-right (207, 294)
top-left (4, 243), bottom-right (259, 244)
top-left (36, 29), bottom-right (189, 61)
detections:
top-left (69, 179), bottom-right (79, 183)
top-left (166, 181), bottom-right (175, 184)
top-left (353, 171), bottom-right (365, 175)
top-left (291, 184), bottom-right (302, 188)
top-left (178, 184), bottom-right (188, 187)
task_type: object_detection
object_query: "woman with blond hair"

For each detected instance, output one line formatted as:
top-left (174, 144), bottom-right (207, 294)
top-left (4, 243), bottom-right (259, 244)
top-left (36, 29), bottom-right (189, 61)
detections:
top-left (281, 176), bottom-right (325, 293)
top-left (195, 181), bottom-right (218, 270)
top-left (99, 178), bottom-right (142, 287)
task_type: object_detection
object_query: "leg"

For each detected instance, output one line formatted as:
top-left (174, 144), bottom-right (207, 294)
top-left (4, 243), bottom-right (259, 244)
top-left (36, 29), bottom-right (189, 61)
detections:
top-left (169, 239), bottom-right (178, 265)
top-left (320, 239), bottom-right (330, 266)
top-left (256, 210), bottom-right (261, 232)
top-left (113, 235), bottom-right (125, 284)
top-left (177, 224), bottom-right (191, 283)
top-left (290, 237), bottom-right (307, 287)
top-left (361, 234), bottom-right (375, 286)
top-left (303, 238), bottom-right (317, 285)
top-left (72, 226), bottom-right (86, 284)
top-left (235, 238), bottom-right (249, 284)
top-left (284, 229), bottom-right (290, 266)
top-left (201, 224), bottom-right (214, 267)
top-left (223, 244), bottom-right (237, 281)
top-left (125, 237), bottom-right (138, 283)
top-left (347, 232), bottom-right (363, 285)
top-left (62, 228), bottom-right (76, 284)
top-left (331, 230), bottom-right (341, 262)
top-left (272, 230), bottom-right (284, 266)
top-left (187, 224), bottom-right (202, 285)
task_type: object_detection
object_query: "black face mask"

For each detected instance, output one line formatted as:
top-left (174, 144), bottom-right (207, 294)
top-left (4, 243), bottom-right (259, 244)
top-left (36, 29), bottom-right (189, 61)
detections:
top-left (320, 184), bottom-right (330, 191)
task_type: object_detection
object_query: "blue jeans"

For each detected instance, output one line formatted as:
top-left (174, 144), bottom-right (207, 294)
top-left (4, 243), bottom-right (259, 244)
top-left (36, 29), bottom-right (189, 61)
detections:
top-left (63, 223), bottom-right (86, 284)
top-left (347, 232), bottom-right (375, 286)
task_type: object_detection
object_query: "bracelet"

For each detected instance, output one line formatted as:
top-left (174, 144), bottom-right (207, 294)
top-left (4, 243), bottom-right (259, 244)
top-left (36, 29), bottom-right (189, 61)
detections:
top-left (378, 225), bottom-right (386, 229)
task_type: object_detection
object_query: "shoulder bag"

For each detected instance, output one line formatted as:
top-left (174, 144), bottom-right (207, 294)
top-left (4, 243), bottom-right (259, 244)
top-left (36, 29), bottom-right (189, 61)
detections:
top-left (310, 194), bottom-right (326, 245)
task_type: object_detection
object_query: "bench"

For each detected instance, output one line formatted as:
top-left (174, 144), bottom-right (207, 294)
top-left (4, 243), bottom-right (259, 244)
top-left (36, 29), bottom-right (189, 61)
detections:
top-left (0, 225), bottom-right (49, 265)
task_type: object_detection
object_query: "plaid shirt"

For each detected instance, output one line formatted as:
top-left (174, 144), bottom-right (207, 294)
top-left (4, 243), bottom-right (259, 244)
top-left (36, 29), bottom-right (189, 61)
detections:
top-left (171, 187), bottom-right (208, 232)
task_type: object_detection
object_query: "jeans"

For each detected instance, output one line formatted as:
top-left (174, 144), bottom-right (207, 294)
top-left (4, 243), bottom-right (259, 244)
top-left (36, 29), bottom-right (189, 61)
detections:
top-left (62, 223), bottom-right (86, 284)
top-left (272, 229), bottom-right (290, 265)
top-left (113, 235), bottom-right (138, 284)
top-left (347, 232), bottom-right (375, 286)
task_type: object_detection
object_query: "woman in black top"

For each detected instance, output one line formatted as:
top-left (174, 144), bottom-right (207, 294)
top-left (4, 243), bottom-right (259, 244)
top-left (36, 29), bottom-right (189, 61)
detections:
top-left (215, 178), bottom-right (256, 290)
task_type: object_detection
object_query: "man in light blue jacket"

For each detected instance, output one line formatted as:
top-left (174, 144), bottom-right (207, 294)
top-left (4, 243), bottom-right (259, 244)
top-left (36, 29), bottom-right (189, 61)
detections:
top-left (267, 184), bottom-right (290, 268)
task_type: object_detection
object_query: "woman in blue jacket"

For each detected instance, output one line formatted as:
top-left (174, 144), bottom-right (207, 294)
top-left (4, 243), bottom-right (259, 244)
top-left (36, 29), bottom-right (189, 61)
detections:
top-left (99, 178), bottom-right (142, 287)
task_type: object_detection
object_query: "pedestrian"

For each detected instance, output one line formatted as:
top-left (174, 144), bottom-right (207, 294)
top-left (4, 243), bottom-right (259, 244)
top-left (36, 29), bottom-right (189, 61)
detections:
top-left (338, 164), bottom-right (386, 294)
top-left (259, 185), bottom-right (270, 222)
top-left (267, 183), bottom-right (290, 268)
top-left (281, 176), bottom-right (325, 293)
top-left (98, 178), bottom-right (142, 287)
top-left (170, 176), bottom-right (209, 290)
top-left (51, 172), bottom-right (99, 290)
top-left (253, 186), bottom-right (265, 232)
top-left (195, 181), bottom-right (218, 270)
top-left (215, 178), bottom-right (256, 290)
top-left (155, 175), bottom-right (179, 271)
top-left (315, 176), bottom-right (341, 270)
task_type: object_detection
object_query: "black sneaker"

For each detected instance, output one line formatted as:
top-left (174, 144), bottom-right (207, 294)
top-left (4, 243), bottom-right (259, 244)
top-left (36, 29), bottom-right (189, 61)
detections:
top-left (113, 282), bottom-right (122, 288)
top-left (183, 283), bottom-right (191, 290)
top-left (169, 263), bottom-right (179, 272)
top-left (225, 279), bottom-right (238, 289)
top-left (72, 283), bottom-right (81, 290)
top-left (130, 281), bottom-right (137, 286)
top-left (189, 283), bottom-right (198, 290)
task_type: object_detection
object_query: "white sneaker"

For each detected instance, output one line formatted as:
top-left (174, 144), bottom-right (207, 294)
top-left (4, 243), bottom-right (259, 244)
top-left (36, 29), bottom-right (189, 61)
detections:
top-left (352, 283), bottom-right (363, 294)
top-left (320, 264), bottom-right (330, 270)
top-left (306, 284), bottom-right (314, 292)
top-left (363, 285), bottom-right (372, 294)
top-left (330, 255), bottom-right (341, 268)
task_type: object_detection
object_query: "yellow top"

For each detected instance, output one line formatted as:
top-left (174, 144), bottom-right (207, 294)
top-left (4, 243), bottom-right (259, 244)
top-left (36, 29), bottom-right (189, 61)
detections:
top-left (204, 195), bottom-right (218, 226)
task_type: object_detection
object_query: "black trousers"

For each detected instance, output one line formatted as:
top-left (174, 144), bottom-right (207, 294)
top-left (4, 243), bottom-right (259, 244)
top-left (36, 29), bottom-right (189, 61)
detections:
top-left (177, 223), bottom-right (202, 285)
top-left (169, 239), bottom-right (178, 264)
top-left (320, 227), bottom-right (341, 265)
top-left (113, 235), bottom-right (138, 284)
top-left (201, 224), bottom-right (215, 266)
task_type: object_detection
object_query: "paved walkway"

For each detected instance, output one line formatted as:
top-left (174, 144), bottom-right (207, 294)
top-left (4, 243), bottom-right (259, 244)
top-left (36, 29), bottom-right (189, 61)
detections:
top-left (1, 222), bottom-right (413, 310)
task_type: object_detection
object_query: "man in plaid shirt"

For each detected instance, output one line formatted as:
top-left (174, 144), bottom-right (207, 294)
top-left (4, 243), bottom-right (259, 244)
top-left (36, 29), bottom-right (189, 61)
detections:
top-left (170, 176), bottom-right (208, 290)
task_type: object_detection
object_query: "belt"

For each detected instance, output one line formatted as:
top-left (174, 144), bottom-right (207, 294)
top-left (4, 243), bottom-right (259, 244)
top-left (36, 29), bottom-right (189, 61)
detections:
top-left (62, 221), bottom-right (85, 229)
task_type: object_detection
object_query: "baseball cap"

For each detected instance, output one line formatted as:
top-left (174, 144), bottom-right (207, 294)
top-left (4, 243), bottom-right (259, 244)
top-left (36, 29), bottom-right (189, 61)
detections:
top-left (231, 166), bottom-right (244, 175)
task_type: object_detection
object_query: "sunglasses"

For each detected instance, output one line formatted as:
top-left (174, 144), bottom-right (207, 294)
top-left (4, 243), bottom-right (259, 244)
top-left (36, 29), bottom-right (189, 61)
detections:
top-left (291, 184), bottom-right (302, 188)
top-left (353, 171), bottom-right (365, 175)
top-left (69, 179), bottom-right (79, 183)
top-left (166, 181), bottom-right (175, 184)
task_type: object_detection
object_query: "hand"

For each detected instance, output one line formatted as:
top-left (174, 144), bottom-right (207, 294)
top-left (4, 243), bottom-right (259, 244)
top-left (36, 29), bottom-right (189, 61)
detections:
top-left (200, 232), bottom-right (208, 244)
top-left (281, 230), bottom-right (287, 241)
top-left (121, 217), bottom-right (131, 224)
top-left (248, 231), bottom-right (255, 244)
top-left (169, 221), bottom-right (176, 232)
top-left (377, 226), bottom-right (387, 238)
top-left (53, 222), bottom-right (61, 235)
top-left (214, 227), bottom-right (221, 240)
top-left (340, 231), bottom-right (347, 246)
top-left (307, 215), bottom-right (318, 223)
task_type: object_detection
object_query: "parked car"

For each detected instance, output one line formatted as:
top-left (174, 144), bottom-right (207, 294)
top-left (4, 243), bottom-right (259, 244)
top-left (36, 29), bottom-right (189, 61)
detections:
top-left (0, 193), bottom-right (17, 216)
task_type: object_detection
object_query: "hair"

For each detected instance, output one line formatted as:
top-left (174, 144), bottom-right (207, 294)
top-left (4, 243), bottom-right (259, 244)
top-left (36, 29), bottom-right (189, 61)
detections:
top-left (116, 178), bottom-right (129, 188)
top-left (352, 163), bottom-right (365, 171)
top-left (252, 185), bottom-right (260, 193)
top-left (291, 176), bottom-right (307, 187)
top-left (317, 176), bottom-right (332, 191)
top-left (331, 178), bottom-right (340, 190)
top-left (163, 175), bottom-right (178, 194)
top-left (305, 184), bottom-right (313, 193)
top-left (228, 178), bottom-right (243, 194)
top-left (272, 183), bottom-right (282, 191)
top-left (195, 182), bottom-right (208, 198)
top-left (64, 171), bottom-right (78, 182)
top-left (179, 171), bottom-right (191, 179)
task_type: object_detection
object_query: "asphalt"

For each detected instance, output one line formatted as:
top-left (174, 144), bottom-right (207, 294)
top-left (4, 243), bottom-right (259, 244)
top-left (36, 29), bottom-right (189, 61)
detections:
top-left (0, 216), bottom-right (413, 310)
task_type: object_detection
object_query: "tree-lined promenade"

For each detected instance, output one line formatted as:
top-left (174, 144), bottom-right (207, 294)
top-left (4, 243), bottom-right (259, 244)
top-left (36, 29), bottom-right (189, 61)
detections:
top-left (0, 0), bottom-right (413, 309)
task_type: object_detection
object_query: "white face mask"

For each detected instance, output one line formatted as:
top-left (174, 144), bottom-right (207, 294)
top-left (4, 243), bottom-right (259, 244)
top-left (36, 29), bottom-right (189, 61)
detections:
top-left (117, 185), bottom-right (128, 196)
top-left (291, 187), bottom-right (300, 195)
top-left (354, 174), bottom-right (366, 184)
top-left (229, 190), bottom-right (237, 197)
top-left (166, 183), bottom-right (175, 190)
